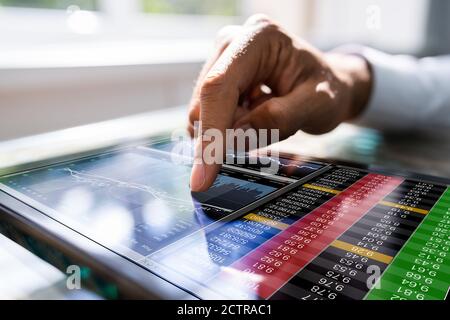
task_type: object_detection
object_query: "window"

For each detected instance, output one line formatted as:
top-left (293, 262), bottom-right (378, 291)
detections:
top-left (0, 0), bottom-right (438, 141)
top-left (0, 0), bottom-right (243, 41)
top-left (0, 0), bottom-right (97, 10)
top-left (0, 0), bottom-right (240, 15)
top-left (0, 0), bottom-right (435, 64)
top-left (142, 0), bottom-right (239, 16)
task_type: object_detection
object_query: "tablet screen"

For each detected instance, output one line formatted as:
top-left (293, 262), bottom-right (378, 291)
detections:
top-left (0, 142), bottom-right (449, 300)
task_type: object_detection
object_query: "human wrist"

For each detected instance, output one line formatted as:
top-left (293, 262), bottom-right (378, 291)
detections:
top-left (325, 53), bottom-right (373, 120)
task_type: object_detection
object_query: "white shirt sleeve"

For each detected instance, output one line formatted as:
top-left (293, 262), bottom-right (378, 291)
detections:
top-left (338, 46), bottom-right (450, 132)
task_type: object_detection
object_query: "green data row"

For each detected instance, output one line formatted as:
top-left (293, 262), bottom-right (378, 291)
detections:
top-left (365, 187), bottom-right (450, 300)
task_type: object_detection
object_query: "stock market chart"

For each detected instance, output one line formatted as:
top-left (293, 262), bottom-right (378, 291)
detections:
top-left (0, 143), bottom-right (448, 300)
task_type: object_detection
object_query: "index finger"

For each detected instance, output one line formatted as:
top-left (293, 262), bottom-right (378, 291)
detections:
top-left (190, 17), bottom-right (275, 191)
top-left (187, 25), bottom-right (243, 137)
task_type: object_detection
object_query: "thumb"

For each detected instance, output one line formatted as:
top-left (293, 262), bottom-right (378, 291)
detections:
top-left (234, 96), bottom-right (301, 141)
top-left (190, 18), bottom-right (273, 191)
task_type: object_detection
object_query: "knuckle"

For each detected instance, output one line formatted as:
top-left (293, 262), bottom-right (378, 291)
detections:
top-left (217, 25), bottom-right (233, 38)
top-left (245, 14), bottom-right (279, 33)
top-left (245, 13), bottom-right (272, 26)
top-left (215, 25), bottom-right (238, 45)
top-left (199, 114), bottom-right (221, 133)
top-left (199, 74), bottom-right (227, 98)
top-left (242, 16), bottom-right (284, 51)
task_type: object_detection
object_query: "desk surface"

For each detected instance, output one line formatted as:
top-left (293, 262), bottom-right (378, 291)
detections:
top-left (0, 106), bottom-right (448, 299)
top-left (276, 124), bottom-right (450, 178)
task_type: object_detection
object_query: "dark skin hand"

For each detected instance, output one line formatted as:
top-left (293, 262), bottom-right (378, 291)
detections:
top-left (188, 14), bottom-right (373, 192)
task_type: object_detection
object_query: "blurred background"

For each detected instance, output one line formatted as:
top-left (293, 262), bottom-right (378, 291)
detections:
top-left (1, 0), bottom-right (449, 140)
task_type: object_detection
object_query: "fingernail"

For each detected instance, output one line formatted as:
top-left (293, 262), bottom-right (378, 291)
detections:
top-left (190, 162), bottom-right (205, 191)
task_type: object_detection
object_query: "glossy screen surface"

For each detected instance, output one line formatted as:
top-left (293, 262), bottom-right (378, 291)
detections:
top-left (1, 143), bottom-right (449, 300)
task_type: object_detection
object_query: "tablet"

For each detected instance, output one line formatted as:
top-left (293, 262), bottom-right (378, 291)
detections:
top-left (0, 138), bottom-right (449, 300)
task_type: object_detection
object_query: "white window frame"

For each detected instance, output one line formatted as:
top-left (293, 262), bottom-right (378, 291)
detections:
top-left (0, 0), bottom-right (432, 140)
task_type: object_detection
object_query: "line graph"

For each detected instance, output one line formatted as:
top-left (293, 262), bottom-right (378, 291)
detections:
top-left (4, 148), bottom-right (286, 256)
top-left (64, 168), bottom-right (231, 212)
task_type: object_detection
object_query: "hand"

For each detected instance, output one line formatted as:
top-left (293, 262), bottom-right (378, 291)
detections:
top-left (188, 14), bottom-right (372, 192)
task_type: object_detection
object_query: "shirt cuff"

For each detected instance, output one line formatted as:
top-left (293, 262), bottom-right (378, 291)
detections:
top-left (332, 45), bottom-right (428, 132)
